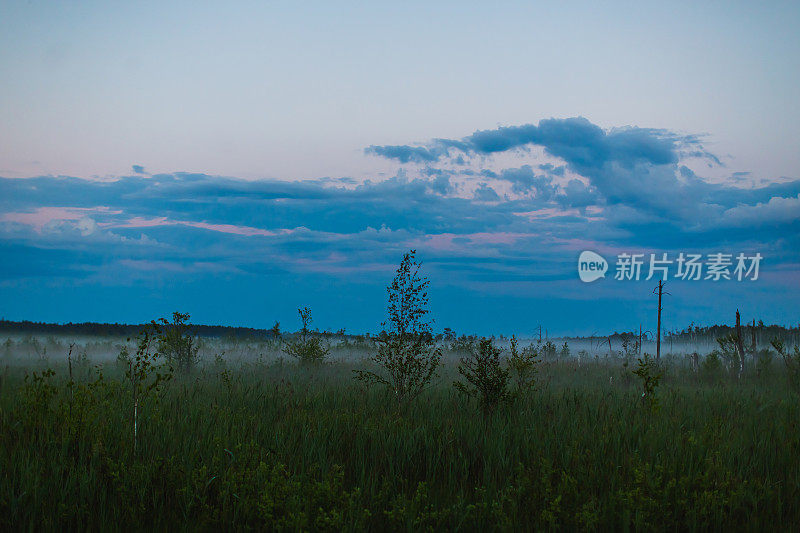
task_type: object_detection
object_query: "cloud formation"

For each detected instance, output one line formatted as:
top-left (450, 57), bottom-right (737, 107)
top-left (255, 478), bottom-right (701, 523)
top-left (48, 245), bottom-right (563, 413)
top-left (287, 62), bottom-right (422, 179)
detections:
top-left (1, 117), bottom-right (799, 332)
top-left (368, 117), bottom-right (685, 165)
top-left (367, 117), bottom-right (800, 224)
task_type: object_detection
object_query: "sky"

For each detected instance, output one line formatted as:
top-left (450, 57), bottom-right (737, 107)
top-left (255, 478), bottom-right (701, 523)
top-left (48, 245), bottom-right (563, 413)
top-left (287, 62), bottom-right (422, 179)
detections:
top-left (1, 1), bottom-right (799, 335)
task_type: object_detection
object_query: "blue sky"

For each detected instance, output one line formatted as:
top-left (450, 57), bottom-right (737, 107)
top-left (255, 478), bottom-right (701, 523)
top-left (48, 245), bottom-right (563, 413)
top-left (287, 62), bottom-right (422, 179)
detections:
top-left (1, 1), bottom-right (798, 335)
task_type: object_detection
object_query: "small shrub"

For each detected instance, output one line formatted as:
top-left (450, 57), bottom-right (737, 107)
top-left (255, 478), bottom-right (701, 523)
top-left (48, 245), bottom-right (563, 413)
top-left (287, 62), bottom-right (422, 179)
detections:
top-left (19, 368), bottom-right (58, 432)
top-left (157, 312), bottom-right (199, 373)
top-left (283, 307), bottom-right (330, 365)
top-left (542, 341), bottom-right (557, 361)
top-left (632, 354), bottom-right (662, 412)
top-left (559, 342), bottom-right (570, 360)
top-left (701, 351), bottom-right (722, 380)
top-left (621, 334), bottom-right (640, 362)
top-left (449, 335), bottom-right (476, 353)
top-left (126, 323), bottom-right (174, 455)
top-left (454, 337), bottom-right (511, 414)
top-left (771, 339), bottom-right (800, 392)
top-left (754, 348), bottom-right (773, 378)
top-left (716, 333), bottom-right (745, 378)
top-left (116, 344), bottom-right (132, 367)
top-left (507, 335), bottom-right (539, 394)
top-left (71, 348), bottom-right (91, 379)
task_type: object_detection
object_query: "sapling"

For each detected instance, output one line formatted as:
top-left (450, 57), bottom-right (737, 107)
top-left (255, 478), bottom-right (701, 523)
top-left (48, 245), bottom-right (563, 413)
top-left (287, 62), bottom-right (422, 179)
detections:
top-left (716, 333), bottom-right (743, 378)
top-left (542, 341), bottom-right (557, 362)
top-left (355, 250), bottom-right (442, 405)
top-left (559, 342), bottom-right (570, 360)
top-left (157, 312), bottom-right (199, 374)
top-left (125, 323), bottom-right (173, 456)
top-left (454, 337), bottom-right (511, 414)
top-left (283, 307), bottom-right (330, 365)
top-left (67, 343), bottom-right (75, 417)
top-left (632, 354), bottom-right (663, 412)
top-left (771, 339), bottom-right (800, 393)
top-left (507, 335), bottom-right (539, 394)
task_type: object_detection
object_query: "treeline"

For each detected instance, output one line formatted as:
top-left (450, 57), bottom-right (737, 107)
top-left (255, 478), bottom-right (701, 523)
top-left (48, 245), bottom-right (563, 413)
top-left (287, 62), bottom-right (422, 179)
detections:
top-left (664, 322), bottom-right (800, 345)
top-left (667, 320), bottom-right (800, 340)
top-left (565, 323), bottom-right (800, 346)
top-left (0, 319), bottom-right (276, 339)
top-left (2, 318), bottom-right (799, 346)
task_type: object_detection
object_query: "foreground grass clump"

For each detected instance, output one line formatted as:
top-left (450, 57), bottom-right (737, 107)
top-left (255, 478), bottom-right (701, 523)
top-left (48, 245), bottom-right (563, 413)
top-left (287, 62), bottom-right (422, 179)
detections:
top-left (1, 358), bottom-right (799, 530)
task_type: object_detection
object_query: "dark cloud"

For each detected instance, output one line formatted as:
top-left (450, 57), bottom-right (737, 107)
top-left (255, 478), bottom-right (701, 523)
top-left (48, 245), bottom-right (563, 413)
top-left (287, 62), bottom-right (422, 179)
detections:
top-left (364, 144), bottom-right (440, 163)
top-left (556, 179), bottom-right (599, 209)
top-left (472, 183), bottom-right (501, 202)
top-left (497, 165), bottom-right (556, 197)
top-left (369, 117), bottom-right (684, 166)
top-left (428, 174), bottom-right (453, 195)
top-left (539, 163), bottom-right (566, 176)
top-left (364, 117), bottom-right (800, 226)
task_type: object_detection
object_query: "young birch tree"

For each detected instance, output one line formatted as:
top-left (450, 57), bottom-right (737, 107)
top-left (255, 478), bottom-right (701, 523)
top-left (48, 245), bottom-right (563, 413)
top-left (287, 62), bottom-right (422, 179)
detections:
top-left (355, 250), bottom-right (442, 405)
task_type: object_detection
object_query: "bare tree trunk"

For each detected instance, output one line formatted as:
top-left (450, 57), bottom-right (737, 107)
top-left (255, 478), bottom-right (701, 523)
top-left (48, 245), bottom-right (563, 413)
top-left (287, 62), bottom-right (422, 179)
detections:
top-left (67, 343), bottom-right (74, 419)
top-left (131, 359), bottom-right (139, 457)
top-left (134, 398), bottom-right (139, 456)
top-left (735, 310), bottom-right (745, 380)
top-left (639, 324), bottom-right (642, 357)
top-left (656, 280), bottom-right (663, 362)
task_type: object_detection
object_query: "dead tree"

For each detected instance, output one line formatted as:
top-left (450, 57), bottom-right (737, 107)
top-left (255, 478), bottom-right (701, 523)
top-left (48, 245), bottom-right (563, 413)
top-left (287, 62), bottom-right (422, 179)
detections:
top-left (639, 324), bottom-right (643, 357)
top-left (653, 280), bottom-right (666, 362)
top-left (735, 310), bottom-right (746, 379)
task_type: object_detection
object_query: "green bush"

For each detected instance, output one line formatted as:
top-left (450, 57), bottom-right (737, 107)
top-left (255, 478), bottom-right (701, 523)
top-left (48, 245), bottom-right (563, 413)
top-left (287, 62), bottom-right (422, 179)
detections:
top-left (701, 351), bottom-right (723, 380)
top-left (283, 307), bottom-right (330, 365)
top-left (507, 335), bottom-right (539, 394)
top-left (755, 348), bottom-right (774, 378)
top-left (632, 354), bottom-right (662, 411)
top-left (454, 337), bottom-right (511, 414)
top-left (772, 339), bottom-right (800, 392)
top-left (157, 312), bottom-right (199, 373)
top-left (542, 341), bottom-right (557, 361)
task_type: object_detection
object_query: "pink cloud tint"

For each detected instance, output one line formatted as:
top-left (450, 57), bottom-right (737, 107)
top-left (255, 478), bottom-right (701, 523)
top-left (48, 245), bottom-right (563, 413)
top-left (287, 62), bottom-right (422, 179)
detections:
top-left (104, 216), bottom-right (292, 237)
top-left (1, 206), bottom-right (120, 232)
top-left (415, 232), bottom-right (532, 253)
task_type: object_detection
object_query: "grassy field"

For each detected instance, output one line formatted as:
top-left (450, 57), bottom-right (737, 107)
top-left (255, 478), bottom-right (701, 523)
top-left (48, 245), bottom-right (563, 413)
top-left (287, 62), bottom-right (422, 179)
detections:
top-left (1, 340), bottom-right (799, 531)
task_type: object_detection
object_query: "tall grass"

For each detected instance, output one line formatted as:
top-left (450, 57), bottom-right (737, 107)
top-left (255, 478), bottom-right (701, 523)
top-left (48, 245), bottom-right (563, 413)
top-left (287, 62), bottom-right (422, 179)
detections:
top-left (1, 354), bottom-right (798, 530)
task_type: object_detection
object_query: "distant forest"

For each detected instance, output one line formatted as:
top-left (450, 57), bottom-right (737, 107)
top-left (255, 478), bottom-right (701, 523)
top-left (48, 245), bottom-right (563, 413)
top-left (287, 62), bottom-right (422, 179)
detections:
top-left (1, 318), bottom-right (798, 345)
top-left (665, 322), bottom-right (800, 343)
top-left (0, 319), bottom-right (277, 339)
top-left (569, 321), bottom-right (800, 347)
